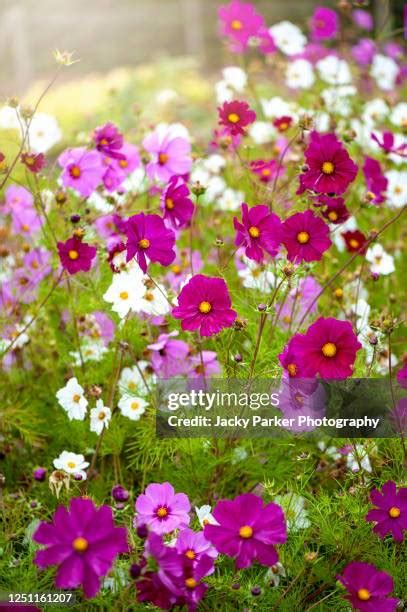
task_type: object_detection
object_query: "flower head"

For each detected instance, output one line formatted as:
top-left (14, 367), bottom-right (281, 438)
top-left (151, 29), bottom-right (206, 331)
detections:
top-left (93, 122), bottom-right (124, 159)
top-left (148, 331), bottom-right (191, 377)
top-left (21, 151), bottom-right (45, 173)
top-left (365, 480), bottom-right (407, 542)
top-left (316, 195), bottom-right (350, 225)
top-left (218, 100), bottom-right (256, 136)
top-left (299, 131), bottom-right (358, 195)
top-left (204, 493), bottom-right (287, 569)
top-left (234, 203), bottom-right (282, 262)
top-left (58, 147), bottom-right (104, 197)
top-left (172, 274), bottom-right (237, 337)
top-left (218, 0), bottom-right (265, 53)
top-left (135, 482), bottom-right (191, 534)
top-left (57, 236), bottom-right (97, 275)
top-left (125, 213), bottom-right (176, 273)
top-left (161, 175), bottom-right (195, 229)
top-left (143, 126), bottom-right (192, 183)
top-left (337, 562), bottom-right (399, 611)
top-left (342, 230), bottom-right (368, 254)
top-left (33, 497), bottom-right (128, 598)
top-left (53, 451), bottom-right (89, 480)
top-left (56, 377), bottom-right (88, 421)
top-left (363, 157), bottom-right (388, 205)
top-left (310, 7), bottom-right (338, 40)
top-left (90, 399), bottom-right (111, 435)
top-left (281, 210), bottom-right (332, 263)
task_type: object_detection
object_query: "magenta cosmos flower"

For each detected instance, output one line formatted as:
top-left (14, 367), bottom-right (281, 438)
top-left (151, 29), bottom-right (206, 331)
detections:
top-left (337, 562), bottom-right (399, 611)
top-left (102, 142), bottom-right (141, 192)
top-left (58, 147), bottom-right (104, 198)
top-left (299, 132), bottom-right (358, 195)
top-left (57, 236), bottom-right (97, 275)
top-left (125, 212), bottom-right (176, 273)
top-left (161, 175), bottom-right (195, 229)
top-left (363, 157), bottom-right (388, 205)
top-left (311, 7), bottom-right (339, 40)
top-left (218, 0), bottom-right (264, 53)
top-left (33, 497), bottom-right (128, 598)
top-left (281, 210), bottom-right (332, 263)
top-left (218, 100), bottom-right (256, 136)
top-left (204, 493), bottom-right (287, 569)
top-left (234, 203), bottom-right (282, 262)
top-left (143, 127), bottom-right (192, 183)
top-left (315, 195), bottom-right (350, 225)
top-left (135, 482), bottom-right (191, 535)
top-left (291, 317), bottom-right (362, 379)
top-left (365, 480), bottom-right (407, 542)
top-left (93, 122), bottom-right (124, 159)
top-left (172, 274), bottom-right (237, 337)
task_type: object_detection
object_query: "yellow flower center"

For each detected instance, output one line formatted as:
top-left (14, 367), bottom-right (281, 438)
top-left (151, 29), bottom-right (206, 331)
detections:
top-left (357, 588), bottom-right (371, 601)
top-left (98, 411), bottom-right (106, 420)
top-left (70, 165), bottom-right (81, 178)
top-left (21, 223), bottom-right (30, 232)
top-left (328, 211), bottom-right (338, 221)
top-left (297, 231), bottom-right (310, 244)
top-left (25, 156), bottom-right (35, 166)
top-left (322, 342), bottom-right (337, 358)
top-left (138, 238), bottom-right (150, 249)
top-left (287, 363), bottom-right (297, 377)
top-left (239, 525), bottom-right (253, 538)
top-left (131, 401), bottom-right (139, 410)
top-left (334, 288), bottom-right (343, 299)
top-left (72, 536), bottom-right (89, 552)
top-left (185, 549), bottom-right (196, 560)
top-left (158, 152), bottom-right (169, 165)
top-left (199, 301), bottom-right (212, 314)
top-left (279, 122), bottom-right (289, 131)
top-left (73, 394), bottom-right (81, 403)
top-left (349, 239), bottom-right (359, 249)
top-left (144, 291), bottom-right (154, 301)
top-left (156, 506), bottom-right (168, 518)
top-left (248, 226), bottom-right (260, 238)
top-left (68, 250), bottom-right (79, 260)
top-left (231, 19), bottom-right (243, 30)
top-left (128, 381), bottom-right (137, 390)
top-left (67, 461), bottom-right (76, 469)
top-left (165, 197), bottom-right (175, 210)
top-left (119, 291), bottom-right (129, 300)
top-left (119, 159), bottom-right (128, 168)
top-left (321, 161), bottom-right (335, 175)
top-left (228, 113), bottom-right (240, 123)
top-left (185, 577), bottom-right (198, 589)
top-left (262, 168), bottom-right (271, 176)
top-left (388, 506), bottom-right (400, 518)
top-left (172, 264), bottom-right (182, 275)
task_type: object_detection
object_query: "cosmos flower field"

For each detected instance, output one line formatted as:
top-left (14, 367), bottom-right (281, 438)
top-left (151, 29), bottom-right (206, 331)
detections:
top-left (0, 1), bottom-right (406, 610)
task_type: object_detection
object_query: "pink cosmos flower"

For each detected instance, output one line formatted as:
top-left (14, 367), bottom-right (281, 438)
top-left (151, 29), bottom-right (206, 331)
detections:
top-left (365, 480), bottom-right (407, 542)
top-left (218, 100), bottom-right (256, 136)
top-left (218, 0), bottom-right (264, 53)
top-left (143, 128), bottom-right (192, 183)
top-left (93, 122), bottom-right (124, 159)
top-left (102, 142), bottom-right (141, 192)
top-left (4, 184), bottom-right (33, 211)
top-left (125, 212), bottom-right (176, 273)
top-left (290, 317), bottom-right (362, 379)
top-left (58, 147), bottom-right (104, 197)
top-left (23, 248), bottom-right (52, 284)
top-left (281, 210), bottom-right (332, 263)
top-left (363, 157), bottom-right (388, 205)
top-left (175, 528), bottom-right (218, 566)
top-left (276, 276), bottom-right (321, 330)
top-left (135, 482), bottom-right (191, 535)
top-left (352, 38), bottom-right (377, 65)
top-left (337, 562), bottom-right (399, 611)
top-left (298, 132), bottom-right (358, 195)
top-left (353, 9), bottom-right (374, 31)
top-left (33, 497), bottom-right (128, 599)
top-left (315, 195), bottom-right (350, 224)
top-left (188, 351), bottom-right (221, 379)
top-left (161, 175), bottom-right (195, 229)
top-left (250, 159), bottom-right (282, 183)
top-left (147, 331), bottom-right (191, 377)
top-left (234, 203), bottom-right (282, 262)
top-left (397, 363), bottom-right (407, 389)
top-left (165, 249), bottom-right (203, 292)
top-left (172, 275), bottom-right (237, 337)
top-left (311, 7), bottom-right (339, 40)
top-left (204, 493), bottom-right (287, 569)
top-left (57, 236), bottom-right (97, 275)
top-left (12, 206), bottom-right (43, 236)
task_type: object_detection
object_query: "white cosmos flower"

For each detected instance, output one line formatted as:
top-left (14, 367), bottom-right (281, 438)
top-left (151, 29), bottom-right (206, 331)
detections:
top-left (23, 113), bottom-right (61, 153)
top-left (316, 56), bottom-right (352, 85)
top-left (222, 66), bottom-right (247, 92)
top-left (362, 98), bottom-right (389, 126)
top-left (53, 451), bottom-right (89, 480)
top-left (203, 154), bottom-right (226, 174)
top-left (195, 504), bottom-right (218, 527)
top-left (238, 259), bottom-right (275, 291)
top-left (390, 102), bottom-right (407, 128)
top-left (217, 188), bottom-right (244, 211)
top-left (90, 400), bottom-right (111, 435)
top-left (261, 96), bottom-right (294, 119)
top-left (122, 167), bottom-right (147, 194)
top-left (385, 170), bottom-right (407, 208)
top-left (103, 271), bottom-right (145, 318)
top-left (321, 86), bottom-right (356, 117)
top-left (0, 105), bottom-right (20, 129)
top-left (215, 80), bottom-right (233, 103)
top-left (366, 244), bottom-right (395, 276)
top-left (119, 362), bottom-right (151, 397)
top-left (270, 21), bottom-right (307, 56)
top-left (133, 283), bottom-right (171, 316)
top-left (266, 563), bottom-right (286, 587)
top-left (370, 54), bottom-right (399, 91)
top-left (56, 377), bottom-right (88, 421)
top-left (87, 191), bottom-right (114, 213)
top-left (274, 493), bottom-right (310, 531)
top-left (70, 340), bottom-right (108, 366)
top-left (248, 121), bottom-right (276, 144)
top-left (346, 445), bottom-right (372, 473)
top-left (118, 395), bottom-right (148, 420)
top-left (286, 59), bottom-right (315, 89)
